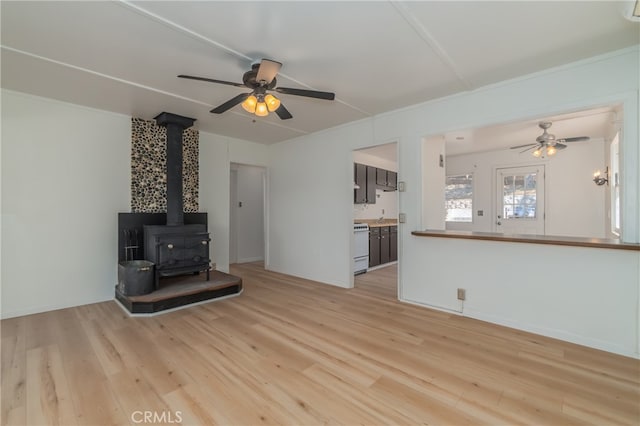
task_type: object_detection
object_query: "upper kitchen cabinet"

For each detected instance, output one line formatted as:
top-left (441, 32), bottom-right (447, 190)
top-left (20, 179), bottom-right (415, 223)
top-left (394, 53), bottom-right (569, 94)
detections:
top-left (354, 163), bottom-right (376, 204)
top-left (376, 168), bottom-right (397, 191)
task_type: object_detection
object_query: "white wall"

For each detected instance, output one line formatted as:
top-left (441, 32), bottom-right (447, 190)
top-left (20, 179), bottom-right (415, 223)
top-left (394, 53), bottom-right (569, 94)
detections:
top-left (446, 140), bottom-right (607, 238)
top-left (402, 237), bottom-right (639, 357)
top-left (422, 136), bottom-right (446, 230)
top-left (267, 47), bottom-right (640, 357)
top-left (1, 90), bottom-right (131, 318)
top-left (198, 134), bottom-right (268, 274)
top-left (352, 150), bottom-right (398, 220)
top-left (268, 119), bottom-right (375, 287)
top-left (604, 108), bottom-right (624, 239)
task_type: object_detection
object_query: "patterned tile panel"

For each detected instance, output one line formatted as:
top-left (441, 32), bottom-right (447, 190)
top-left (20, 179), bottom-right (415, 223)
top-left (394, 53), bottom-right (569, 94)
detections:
top-left (131, 118), bottom-right (198, 213)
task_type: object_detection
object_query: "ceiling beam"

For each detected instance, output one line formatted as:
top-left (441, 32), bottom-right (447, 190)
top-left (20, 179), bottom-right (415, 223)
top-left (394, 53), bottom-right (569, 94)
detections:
top-left (390, 1), bottom-right (472, 91)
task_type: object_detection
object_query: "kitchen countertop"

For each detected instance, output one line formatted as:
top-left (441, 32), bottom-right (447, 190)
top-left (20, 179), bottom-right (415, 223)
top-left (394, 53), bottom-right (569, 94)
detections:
top-left (355, 219), bottom-right (398, 228)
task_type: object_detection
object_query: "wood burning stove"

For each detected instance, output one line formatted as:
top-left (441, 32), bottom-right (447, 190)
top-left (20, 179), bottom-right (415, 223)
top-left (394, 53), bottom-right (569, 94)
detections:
top-left (144, 224), bottom-right (210, 289)
top-left (116, 112), bottom-right (243, 315)
top-left (141, 112), bottom-right (211, 289)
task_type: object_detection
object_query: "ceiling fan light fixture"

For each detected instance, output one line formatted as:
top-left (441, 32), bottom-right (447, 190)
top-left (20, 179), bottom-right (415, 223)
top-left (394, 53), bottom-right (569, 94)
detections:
top-left (264, 94), bottom-right (281, 112)
top-left (241, 95), bottom-right (257, 113)
top-left (546, 145), bottom-right (557, 156)
top-left (179, 58), bottom-right (335, 120)
top-left (532, 148), bottom-right (543, 158)
top-left (255, 102), bottom-right (269, 117)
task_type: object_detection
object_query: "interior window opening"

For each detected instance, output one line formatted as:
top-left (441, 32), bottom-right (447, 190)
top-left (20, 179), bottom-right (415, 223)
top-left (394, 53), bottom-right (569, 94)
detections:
top-left (445, 174), bottom-right (473, 223)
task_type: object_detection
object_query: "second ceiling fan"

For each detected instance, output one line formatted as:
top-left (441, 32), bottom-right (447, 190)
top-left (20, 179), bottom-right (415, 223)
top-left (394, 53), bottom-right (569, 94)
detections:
top-left (511, 121), bottom-right (590, 157)
top-left (178, 58), bottom-right (335, 120)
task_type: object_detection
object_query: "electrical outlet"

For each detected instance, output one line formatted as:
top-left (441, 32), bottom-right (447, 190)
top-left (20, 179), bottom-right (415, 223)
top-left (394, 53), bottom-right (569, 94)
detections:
top-left (399, 213), bottom-right (406, 223)
top-left (457, 288), bottom-right (466, 301)
top-left (211, 263), bottom-right (217, 270)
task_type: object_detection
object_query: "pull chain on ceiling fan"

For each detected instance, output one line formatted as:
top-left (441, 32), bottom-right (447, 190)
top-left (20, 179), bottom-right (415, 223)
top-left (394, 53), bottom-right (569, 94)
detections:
top-left (178, 59), bottom-right (335, 120)
top-left (510, 121), bottom-right (590, 158)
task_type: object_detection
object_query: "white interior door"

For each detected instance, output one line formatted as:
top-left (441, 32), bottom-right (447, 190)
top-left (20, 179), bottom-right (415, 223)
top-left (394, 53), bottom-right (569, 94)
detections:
top-left (496, 165), bottom-right (545, 235)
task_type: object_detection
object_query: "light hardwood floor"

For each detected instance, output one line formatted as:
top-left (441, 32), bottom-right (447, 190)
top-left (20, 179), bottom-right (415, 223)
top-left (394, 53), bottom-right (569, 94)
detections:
top-left (2, 262), bottom-right (639, 425)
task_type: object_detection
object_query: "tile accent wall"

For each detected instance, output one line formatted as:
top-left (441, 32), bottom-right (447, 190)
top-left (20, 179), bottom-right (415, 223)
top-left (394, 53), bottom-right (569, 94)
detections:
top-left (130, 118), bottom-right (199, 213)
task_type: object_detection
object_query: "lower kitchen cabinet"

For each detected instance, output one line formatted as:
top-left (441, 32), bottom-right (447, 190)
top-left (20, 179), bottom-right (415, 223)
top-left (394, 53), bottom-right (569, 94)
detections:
top-left (369, 227), bottom-right (380, 267)
top-left (369, 225), bottom-right (398, 268)
top-left (380, 226), bottom-right (390, 264)
top-left (390, 226), bottom-right (398, 262)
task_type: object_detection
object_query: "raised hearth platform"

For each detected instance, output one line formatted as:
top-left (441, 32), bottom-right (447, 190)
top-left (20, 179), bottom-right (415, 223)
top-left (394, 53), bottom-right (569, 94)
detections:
top-left (115, 270), bottom-right (242, 315)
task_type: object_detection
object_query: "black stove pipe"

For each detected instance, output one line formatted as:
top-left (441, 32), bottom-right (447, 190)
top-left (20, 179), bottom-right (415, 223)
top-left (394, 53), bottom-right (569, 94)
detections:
top-left (154, 112), bottom-right (196, 226)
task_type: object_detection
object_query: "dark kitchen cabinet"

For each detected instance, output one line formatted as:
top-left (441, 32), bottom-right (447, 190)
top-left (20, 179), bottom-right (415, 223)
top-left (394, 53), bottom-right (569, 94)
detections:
top-left (387, 171), bottom-right (397, 191)
top-left (376, 168), bottom-right (387, 186)
top-left (389, 226), bottom-right (398, 262)
top-left (369, 225), bottom-right (398, 268)
top-left (354, 163), bottom-right (377, 204)
top-left (366, 166), bottom-right (377, 204)
top-left (375, 168), bottom-right (398, 191)
top-left (369, 227), bottom-right (381, 267)
top-left (380, 226), bottom-right (390, 264)
top-left (354, 163), bottom-right (367, 204)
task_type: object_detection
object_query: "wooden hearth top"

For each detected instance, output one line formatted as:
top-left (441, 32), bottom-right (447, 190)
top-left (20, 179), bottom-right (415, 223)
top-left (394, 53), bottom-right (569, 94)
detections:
top-left (127, 270), bottom-right (242, 303)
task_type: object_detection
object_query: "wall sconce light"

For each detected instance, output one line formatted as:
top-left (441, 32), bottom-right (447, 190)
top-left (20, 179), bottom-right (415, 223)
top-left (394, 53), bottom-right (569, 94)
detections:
top-left (593, 167), bottom-right (609, 186)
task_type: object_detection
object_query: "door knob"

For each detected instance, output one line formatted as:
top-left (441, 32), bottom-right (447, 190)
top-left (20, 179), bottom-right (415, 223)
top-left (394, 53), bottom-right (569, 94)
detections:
top-left (496, 221), bottom-right (502, 225)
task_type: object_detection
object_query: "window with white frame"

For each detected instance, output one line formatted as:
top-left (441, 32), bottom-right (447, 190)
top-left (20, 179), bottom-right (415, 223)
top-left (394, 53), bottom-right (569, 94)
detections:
top-left (445, 174), bottom-right (473, 222)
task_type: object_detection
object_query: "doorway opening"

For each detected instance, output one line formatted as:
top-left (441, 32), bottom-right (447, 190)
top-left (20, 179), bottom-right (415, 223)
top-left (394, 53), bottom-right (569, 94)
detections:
top-left (352, 142), bottom-right (400, 300)
top-left (230, 163), bottom-right (267, 265)
top-left (495, 165), bottom-right (545, 235)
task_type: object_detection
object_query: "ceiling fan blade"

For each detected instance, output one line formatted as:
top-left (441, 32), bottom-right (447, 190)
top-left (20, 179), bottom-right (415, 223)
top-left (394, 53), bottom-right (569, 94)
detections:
top-left (178, 75), bottom-right (245, 87)
top-left (210, 93), bottom-right (251, 114)
top-left (275, 87), bottom-right (335, 100)
top-left (558, 136), bottom-right (590, 143)
top-left (555, 143), bottom-right (567, 150)
top-left (510, 143), bottom-right (537, 149)
top-left (274, 103), bottom-right (293, 120)
top-left (256, 59), bottom-right (282, 84)
top-left (520, 146), bottom-right (538, 154)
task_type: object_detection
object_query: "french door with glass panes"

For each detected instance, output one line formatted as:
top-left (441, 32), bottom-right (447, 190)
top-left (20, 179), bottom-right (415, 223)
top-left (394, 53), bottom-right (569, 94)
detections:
top-left (495, 165), bottom-right (545, 235)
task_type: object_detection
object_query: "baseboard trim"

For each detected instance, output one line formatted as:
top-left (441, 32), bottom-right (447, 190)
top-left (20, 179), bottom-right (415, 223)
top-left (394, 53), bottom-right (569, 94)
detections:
top-left (237, 256), bottom-right (264, 264)
top-left (1, 293), bottom-right (113, 319)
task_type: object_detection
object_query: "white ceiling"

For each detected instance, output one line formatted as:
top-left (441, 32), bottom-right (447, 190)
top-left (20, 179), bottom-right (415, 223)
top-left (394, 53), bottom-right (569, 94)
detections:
top-left (445, 105), bottom-right (621, 156)
top-left (1, 1), bottom-right (638, 145)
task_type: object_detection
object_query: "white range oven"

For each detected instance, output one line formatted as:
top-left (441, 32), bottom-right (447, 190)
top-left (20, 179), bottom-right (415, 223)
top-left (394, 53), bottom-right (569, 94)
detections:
top-left (353, 223), bottom-right (369, 275)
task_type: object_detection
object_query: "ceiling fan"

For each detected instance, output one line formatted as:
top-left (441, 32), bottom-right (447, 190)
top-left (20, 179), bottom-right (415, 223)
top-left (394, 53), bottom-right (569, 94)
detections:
top-left (178, 58), bottom-right (335, 120)
top-left (510, 121), bottom-right (590, 157)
